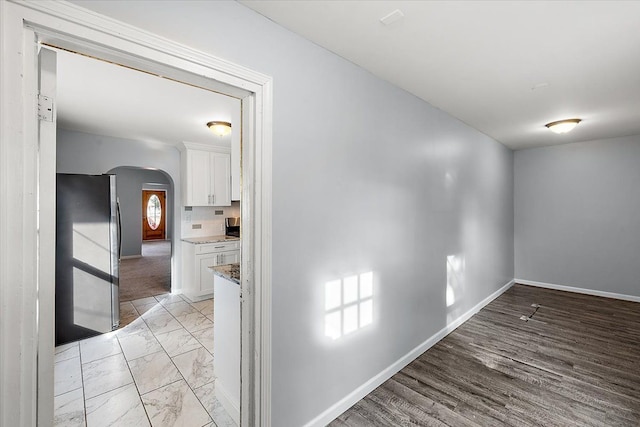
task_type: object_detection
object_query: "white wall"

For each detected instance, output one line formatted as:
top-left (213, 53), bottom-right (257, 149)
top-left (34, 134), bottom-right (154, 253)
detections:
top-left (56, 128), bottom-right (184, 290)
top-left (515, 134), bottom-right (640, 298)
top-left (69, 2), bottom-right (515, 425)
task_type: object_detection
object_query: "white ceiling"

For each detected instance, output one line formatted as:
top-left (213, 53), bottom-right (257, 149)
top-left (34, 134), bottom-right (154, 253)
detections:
top-left (241, 0), bottom-right (640, 150)
top-left (56, 48), bottom-right (240, 147)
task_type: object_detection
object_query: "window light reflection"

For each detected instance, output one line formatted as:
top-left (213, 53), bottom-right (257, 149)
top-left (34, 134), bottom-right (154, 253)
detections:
top-left (325, 280), bottom-right (341, 311)
top-left (324, 271), bottom-right (374, 340)
top-left (446, 254), bottom-right (465, 308)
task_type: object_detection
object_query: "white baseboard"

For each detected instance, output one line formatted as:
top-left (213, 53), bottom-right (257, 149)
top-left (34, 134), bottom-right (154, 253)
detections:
top-left (215, 380), bottom-right (240, 426)
top-left (120, 254), bottom-right (142, 260)
top-left (305, 279), bottom-right (515, 427)
top-left (515, 279), bottom-right (640, 303)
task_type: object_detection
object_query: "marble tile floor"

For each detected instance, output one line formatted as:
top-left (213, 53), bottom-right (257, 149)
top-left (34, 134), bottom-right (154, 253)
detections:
top-left (54, 293), bottom-right (236, 427)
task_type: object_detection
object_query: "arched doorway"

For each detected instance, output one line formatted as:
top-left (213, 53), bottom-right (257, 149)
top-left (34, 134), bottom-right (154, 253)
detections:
top-left (107, 166), bottom-right (174, 306)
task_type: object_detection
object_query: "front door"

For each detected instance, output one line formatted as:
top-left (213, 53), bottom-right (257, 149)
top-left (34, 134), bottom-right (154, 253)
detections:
top-left (142, 189), bottom-right (166, 240)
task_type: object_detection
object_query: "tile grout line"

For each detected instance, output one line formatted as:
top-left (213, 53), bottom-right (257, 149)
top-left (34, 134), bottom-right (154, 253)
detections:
top-left (56, 292), bottom-right (217, 426)
top-left (189, 301), bottom-right (224, 427)
top-left (141, 293), bottom-right (213, 423)
top-left (153, 295), bottom-right (217, 425)
top-left (77, 341), bottom-right (88, 427)
top-left (166, 346), bottom-right (214, 425)
top-left (80, 298), bottom-right (164, 423)
top-left (53, 344), bottom-right (85, 425)
top-left (117, 299), bottom-right (154, 426)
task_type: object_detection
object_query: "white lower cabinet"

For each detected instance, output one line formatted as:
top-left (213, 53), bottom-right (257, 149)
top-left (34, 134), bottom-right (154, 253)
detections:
top-left (182, 240), bottom-right (240, 301)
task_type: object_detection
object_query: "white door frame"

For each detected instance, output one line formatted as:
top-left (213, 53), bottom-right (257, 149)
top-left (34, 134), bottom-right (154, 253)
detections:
top-left (0, 1), bottom-right (272, 426)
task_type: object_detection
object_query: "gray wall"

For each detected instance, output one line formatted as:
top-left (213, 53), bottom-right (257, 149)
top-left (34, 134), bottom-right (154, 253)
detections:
top-left (71, 2), bottom-right (515, 426)
top-left (106, 166), bottom-right (172, 257)
top-left (515, 134), bottom-right (640, 298)
top-left (56, 128), bottom-right (183, 289)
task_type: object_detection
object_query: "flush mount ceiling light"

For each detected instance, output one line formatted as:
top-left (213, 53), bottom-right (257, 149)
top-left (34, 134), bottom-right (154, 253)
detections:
top-left (206, 121), bottom-right (232, 137)
top-left (545, 118), bottom-right (581, 134)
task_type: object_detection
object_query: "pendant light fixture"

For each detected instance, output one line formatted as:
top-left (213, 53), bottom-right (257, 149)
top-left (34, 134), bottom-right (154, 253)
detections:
top-left (545, 118), bottom-right (581, 134)
top-left (207, 121), bottom-right (232, 137)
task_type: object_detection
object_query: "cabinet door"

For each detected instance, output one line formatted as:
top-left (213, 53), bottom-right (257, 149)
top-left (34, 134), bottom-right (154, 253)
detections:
top-left (211, 152), bottom-right (231, 206)
top-left (197, 253), bottom-right (218, 292)
top-left (219, 250), bottom-right (239, 265)
top-left (188, 150), bottom-right (211, 206)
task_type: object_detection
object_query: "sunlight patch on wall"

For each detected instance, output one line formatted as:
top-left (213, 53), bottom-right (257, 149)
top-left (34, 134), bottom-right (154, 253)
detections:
top-left (446, 254), bottom-right (465, 307)
top-left (325, 272), bottom-right (373, 340)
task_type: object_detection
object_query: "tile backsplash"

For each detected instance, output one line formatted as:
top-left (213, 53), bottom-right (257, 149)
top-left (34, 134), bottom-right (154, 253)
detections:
top-left (181, 201), bottom-right (240, 238)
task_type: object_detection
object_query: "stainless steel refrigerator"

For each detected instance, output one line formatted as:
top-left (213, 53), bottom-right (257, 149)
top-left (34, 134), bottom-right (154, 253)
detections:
top-left (56, 173), bottom-right (120, 345)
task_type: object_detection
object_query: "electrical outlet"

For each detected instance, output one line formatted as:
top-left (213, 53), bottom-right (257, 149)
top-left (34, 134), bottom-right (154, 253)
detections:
top-left (215, 210), bottom-right (223, 215)
top-left (192, 224), bottom-right (202, 229)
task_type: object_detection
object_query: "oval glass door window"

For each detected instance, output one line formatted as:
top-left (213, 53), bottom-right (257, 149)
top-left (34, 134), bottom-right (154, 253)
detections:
top-left (147, 194), bottom-right (161, 230)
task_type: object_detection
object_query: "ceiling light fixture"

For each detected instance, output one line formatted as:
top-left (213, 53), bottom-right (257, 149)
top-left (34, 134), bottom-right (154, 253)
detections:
top-left (206, 121), bottom-right (232, 137)
top-left (545, 118), bottom-right (581, 134)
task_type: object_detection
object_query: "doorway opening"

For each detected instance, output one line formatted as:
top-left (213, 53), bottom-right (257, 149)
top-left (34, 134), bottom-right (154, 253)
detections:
top-left (143, 189), bottom-right (166, 241)
top-left (106, 167), bottom-right (173, 303)
top-left (119, 239), bottom-right (171, 302)
top-left (49, 46), bottom-right (246, 426)
top-left (2, 4), bottom-right (272, 426)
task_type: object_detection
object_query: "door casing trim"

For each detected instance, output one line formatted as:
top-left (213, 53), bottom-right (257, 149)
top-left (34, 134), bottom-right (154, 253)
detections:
top-left (0, 1), bottom-right (272, 426)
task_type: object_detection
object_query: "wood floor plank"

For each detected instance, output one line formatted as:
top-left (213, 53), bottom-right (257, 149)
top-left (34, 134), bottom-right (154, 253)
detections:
top-left (378, 378), bottom-right (477, 426)
top-left (443, 337), bottom-right (639, 418)
top-left (413, 351), bottom-right (576, 427)
top-left (457, 324), bottom-right (640, 402)
top-left (330, 284), bottom-right (640, 426)
top-left (365, 381), bottom-right (452, 427)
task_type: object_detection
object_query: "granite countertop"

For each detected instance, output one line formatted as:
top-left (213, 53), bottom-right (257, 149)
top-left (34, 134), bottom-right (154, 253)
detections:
top-left (182, 235), bottom-right (239, 244)
top-left (209, 263), bottom-right (240, 285)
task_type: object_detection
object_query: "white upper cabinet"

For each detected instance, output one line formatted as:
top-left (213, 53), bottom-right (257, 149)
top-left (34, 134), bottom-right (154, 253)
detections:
top-left (211, 151), bottom-right (231, 206)
top-left (187, 149), bottom-right (211, 206)
top-left (181, 142), bottom-right (231, 206)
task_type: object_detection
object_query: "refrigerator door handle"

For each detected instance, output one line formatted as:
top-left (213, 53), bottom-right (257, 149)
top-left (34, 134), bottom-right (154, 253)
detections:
top-left (117, 200), bottom-right (122, 262)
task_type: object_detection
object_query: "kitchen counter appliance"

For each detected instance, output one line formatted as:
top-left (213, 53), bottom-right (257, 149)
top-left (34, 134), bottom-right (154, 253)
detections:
top-left (225, 217), bottom-right (240, 237)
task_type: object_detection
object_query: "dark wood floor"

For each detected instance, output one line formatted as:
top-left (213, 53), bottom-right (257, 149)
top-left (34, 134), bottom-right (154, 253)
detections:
top-left (331, 284), bottom-right (640, 426)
